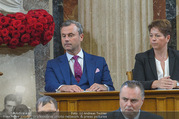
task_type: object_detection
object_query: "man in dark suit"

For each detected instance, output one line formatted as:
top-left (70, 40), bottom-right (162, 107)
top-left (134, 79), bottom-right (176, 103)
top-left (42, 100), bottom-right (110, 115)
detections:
top-left (99, 80), bottom-right (163, 119)
top-left (45, 20), bottom-right (115, 92)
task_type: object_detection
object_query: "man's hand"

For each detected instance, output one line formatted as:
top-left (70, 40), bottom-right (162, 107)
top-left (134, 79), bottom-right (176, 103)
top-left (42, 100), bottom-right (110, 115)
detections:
top-left (59, 85), bottom-right (84, 92)
top-left (86, 83), bottom-right (108, 92)
top-left (151, 76), bottom-right (177, 89)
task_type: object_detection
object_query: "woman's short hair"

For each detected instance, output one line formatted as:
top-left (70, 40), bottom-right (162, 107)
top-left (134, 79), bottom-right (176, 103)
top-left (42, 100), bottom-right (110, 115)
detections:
top-left (148, 19), bottom-right (172, 37)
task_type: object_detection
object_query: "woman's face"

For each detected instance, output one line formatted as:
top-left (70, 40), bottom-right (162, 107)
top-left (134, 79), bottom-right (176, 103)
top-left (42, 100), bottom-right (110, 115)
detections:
top-left (149, 27), bottom-right (170, 50)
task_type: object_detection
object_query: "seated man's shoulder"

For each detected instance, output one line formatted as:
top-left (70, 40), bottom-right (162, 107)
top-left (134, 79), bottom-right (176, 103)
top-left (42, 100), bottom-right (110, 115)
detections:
top-left (98, 110), bottom-right (123, 119)
top-left (140, 111), bottom-right (163, 119)
top-left (48, 54), bottom-right (66, 63)
top-left (87, 53), bottom-right (104, 59)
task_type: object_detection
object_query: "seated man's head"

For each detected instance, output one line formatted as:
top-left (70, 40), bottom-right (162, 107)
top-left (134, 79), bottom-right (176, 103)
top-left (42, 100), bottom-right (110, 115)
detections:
top-left (36, 96), bottom-right (59, 118)
top-left (120, 80), bottom-right (144, 118)
top-left (13, 104), bottom-right (30, 118)
top-left (4, 94), bottom-right (18, 115)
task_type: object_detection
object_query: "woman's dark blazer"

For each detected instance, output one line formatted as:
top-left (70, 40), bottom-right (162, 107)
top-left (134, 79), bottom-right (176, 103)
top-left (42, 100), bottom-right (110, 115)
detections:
top-left (133, 48), bottom-right (179, 90)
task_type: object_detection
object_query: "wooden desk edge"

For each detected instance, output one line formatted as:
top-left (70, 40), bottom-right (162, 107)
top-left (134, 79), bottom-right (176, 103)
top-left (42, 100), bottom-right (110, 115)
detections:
top-left (42, 89), bottom-right (179, 97)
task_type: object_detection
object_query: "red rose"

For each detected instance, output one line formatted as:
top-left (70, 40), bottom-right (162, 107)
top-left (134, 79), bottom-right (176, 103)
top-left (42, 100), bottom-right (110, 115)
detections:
top-left (29, 37), bottom-right (40, 46)
top-left (44, 30), bottom-right (52, 41)
top-left (31, 30), bottom-right (42, 37)
top-left (27, 18), bottom-right (37, 25)
top-left (3, 36), bottom-right (11, 44)
top-left (1, 28), bottom-right (9, 37)
top-left (7, 26), bottom-right (15, 34)
top-left (34, 22), bottom-right (44, 31)
top-left (0, 16), bottom-right (10, 26)
top-left (6, 14), bottom-right (16, 19)
top-left (21, 33), bottom-right (30, 43)
top-left (38, 16), bottom-right (47, 24)
top-left (12, 20), bottom-right (22, 28)
top-left (27, 10), bottom-right (39, 17)
top-left (15, 13), bottom-right (26, 20)
top-left (12, 30), bottom-right (21, 38)
top-left (17, 25), bottom-right (26, 33)
top-left (9, 38), bottom-right (19, 46)
top-left (25, 14), bottom-right (32, 19)
top-left (46, 15), bottom-right (53, 23)
top-left (26, 25), bottom-right (33, 33)
top-left (43, 24), bottom-right (49, 30)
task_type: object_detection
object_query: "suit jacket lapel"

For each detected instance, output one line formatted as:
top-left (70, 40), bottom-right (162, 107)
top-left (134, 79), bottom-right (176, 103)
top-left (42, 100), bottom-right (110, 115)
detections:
top-left (149, 49), bottom-right (158, 79)
top-left (58, 54), bottom-right (71, 85)
top-left (168, 48), bottom-right (175, 76)
top-left (114, 108), bottom-right (125, 119)
top-left (83, 51), bottom-right (96, 86)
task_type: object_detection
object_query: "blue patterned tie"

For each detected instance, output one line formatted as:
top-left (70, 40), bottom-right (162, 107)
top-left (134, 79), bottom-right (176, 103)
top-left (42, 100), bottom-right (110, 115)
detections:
top-left (73, 55), bottom-right (82, 83)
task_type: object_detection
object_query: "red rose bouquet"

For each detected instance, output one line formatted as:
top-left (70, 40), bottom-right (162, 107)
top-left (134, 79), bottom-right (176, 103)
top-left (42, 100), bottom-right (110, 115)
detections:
top-left (0, 9), bottom-right (55, 49)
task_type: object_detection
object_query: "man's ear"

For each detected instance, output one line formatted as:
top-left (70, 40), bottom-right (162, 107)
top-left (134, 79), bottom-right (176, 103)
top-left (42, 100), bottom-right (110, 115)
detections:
top-left (141, 97), bottom-right (145, 105)
top-left (80, 33), bottom-right (84, 41)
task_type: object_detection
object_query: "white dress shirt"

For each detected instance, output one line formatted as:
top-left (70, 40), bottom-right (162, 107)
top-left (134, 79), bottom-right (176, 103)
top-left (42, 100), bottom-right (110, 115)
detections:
top-left (66, 49), bottom-right (84, 75)
top-left (155, 58), bottom-right (169, 80)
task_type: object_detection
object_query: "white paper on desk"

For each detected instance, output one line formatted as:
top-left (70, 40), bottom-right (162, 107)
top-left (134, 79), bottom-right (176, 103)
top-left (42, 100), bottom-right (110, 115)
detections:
top-left (156, 88), bottom-right (179, 90)
top-left (83, 91), bottom-right (91, 92)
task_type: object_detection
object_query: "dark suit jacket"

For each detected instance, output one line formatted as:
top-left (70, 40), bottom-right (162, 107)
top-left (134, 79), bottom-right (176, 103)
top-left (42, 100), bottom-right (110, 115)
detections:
top-left (99, 108), bottom-right (163, 119)
top-left (133, 48), bottom-right (179, 90)
top-left (45, 50), bottom-right (115, 92)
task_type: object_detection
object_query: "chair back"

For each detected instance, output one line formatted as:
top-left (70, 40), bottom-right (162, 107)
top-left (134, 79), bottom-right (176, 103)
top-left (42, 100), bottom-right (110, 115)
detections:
top-left (0, 72), bottom-right (3, 76)
top-left (126, 71), bottom-right (133, 80)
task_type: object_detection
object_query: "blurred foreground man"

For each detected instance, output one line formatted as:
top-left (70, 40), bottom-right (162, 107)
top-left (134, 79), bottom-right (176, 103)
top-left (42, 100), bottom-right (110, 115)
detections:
top-left (99, 80), bottom-right (163, 119)
top-left (36, 96), bottom-right (59, 119)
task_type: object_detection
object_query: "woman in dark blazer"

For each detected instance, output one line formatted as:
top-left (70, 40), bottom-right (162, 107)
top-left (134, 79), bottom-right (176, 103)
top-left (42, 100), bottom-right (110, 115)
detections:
top-left (133, 19), bottom-right (179, 90)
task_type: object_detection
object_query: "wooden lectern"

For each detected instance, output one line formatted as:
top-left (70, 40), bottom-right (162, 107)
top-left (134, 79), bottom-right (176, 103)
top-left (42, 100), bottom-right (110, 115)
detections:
top-left (43, 90), bottom-right (179, 112)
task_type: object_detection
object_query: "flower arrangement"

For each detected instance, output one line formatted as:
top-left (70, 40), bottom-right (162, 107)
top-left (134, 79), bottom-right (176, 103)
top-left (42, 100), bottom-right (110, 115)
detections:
top-left (0, 9), bottom-right (55, 49)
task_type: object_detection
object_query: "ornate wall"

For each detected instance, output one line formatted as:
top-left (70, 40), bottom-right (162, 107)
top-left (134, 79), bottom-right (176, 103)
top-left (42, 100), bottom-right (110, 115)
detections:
top-left (0, 0), bottom-right (51, 111)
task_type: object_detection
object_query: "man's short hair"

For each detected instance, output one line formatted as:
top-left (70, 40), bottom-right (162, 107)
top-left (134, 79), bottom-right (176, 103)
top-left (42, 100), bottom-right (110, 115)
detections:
top-left (13, 104), bottom-right (29, 117)
top-left (36, 96), bottom-right (58, 111)
top-left (60, 20), bottom-right (83, 35)
top-left (4, 94), bottom-right (18, 105)
top-left (120, 80), bottom-right (145, 98)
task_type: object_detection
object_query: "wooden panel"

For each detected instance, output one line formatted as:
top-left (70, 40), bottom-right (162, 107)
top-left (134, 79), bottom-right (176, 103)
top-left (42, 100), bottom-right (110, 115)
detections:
top-left (166, 98), bottom-right (174, 111)
top-left (141, 99), bottom-right (156, 111)
top-left (68, 101), bottom-right (77, 111)
top-left (156, 97), bottom-right (166, 111)
top-left (58, 101), bottom-right (67, 111)
top-left (77, 99), bottom-right (119, 111)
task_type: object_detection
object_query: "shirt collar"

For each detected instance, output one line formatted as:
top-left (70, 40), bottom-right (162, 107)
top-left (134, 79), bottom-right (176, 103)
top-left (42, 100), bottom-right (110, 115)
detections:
top-left (66, 49), bottom-right (84, 61)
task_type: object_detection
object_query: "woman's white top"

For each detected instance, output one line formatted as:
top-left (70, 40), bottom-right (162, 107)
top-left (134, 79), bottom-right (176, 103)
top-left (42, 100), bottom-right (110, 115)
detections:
top-left (155, 58), bottom-right (169, 80)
